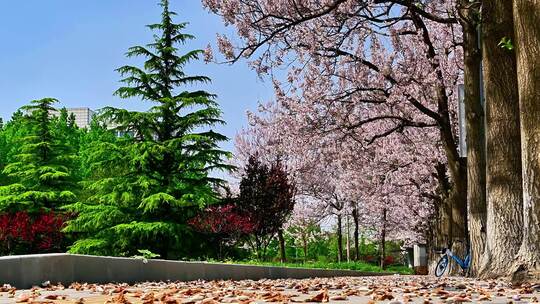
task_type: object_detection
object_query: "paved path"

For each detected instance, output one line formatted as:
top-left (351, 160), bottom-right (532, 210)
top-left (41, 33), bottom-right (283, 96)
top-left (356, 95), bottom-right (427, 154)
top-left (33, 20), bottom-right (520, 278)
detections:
top-left (1, 276), bottom-right (539, 303)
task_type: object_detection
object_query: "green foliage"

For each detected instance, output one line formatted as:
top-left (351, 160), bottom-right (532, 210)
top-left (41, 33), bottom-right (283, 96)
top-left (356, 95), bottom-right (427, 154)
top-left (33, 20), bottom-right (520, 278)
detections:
top-left (63, 0), bottom-right (231, 258)
top-left (498, 37), bottom-right (514, 51)
top-left (231, 260), bottom-right (413, 275)
top-left (264, 224), bottom-right (332, 262)
top-left (0, 99), bottom-right (79, 213)
top-left (133, 249), bottom-right (161, 260)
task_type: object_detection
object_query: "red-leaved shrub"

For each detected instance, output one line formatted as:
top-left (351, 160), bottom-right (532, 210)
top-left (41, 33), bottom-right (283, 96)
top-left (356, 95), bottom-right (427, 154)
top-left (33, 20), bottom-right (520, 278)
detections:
top-left (0, 211), bottom-right (66, 255)
top-left (189, 204), bottom-right (255, 237)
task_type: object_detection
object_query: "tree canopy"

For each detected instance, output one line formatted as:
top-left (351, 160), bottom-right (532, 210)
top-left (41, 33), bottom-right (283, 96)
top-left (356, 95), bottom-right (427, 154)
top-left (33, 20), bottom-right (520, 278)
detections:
top-left (62, 0), bottom-right (232, 258)
top-left (0, 98), bottom-right (78, 213)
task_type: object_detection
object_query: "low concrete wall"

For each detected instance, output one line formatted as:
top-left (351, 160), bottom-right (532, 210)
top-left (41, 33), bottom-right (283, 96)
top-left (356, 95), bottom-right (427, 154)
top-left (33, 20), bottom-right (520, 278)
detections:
top-left (0, 254), bottom-right (387, 288)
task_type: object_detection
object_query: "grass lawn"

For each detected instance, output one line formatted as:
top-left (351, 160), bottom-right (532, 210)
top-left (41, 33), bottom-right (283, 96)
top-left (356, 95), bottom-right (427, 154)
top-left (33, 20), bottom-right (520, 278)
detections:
top-left (227, 260), bottom-right (414, 275)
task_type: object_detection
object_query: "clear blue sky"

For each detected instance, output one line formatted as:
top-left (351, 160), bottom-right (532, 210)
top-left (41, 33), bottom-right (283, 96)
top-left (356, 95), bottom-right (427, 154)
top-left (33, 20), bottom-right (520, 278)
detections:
top-left (0, 1), bottom-right (273, 153)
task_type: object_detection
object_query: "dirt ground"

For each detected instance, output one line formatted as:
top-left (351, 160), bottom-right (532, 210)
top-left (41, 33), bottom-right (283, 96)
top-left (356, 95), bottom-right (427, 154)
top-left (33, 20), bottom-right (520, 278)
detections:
top-left (1, 276), bottom-right (539, 304)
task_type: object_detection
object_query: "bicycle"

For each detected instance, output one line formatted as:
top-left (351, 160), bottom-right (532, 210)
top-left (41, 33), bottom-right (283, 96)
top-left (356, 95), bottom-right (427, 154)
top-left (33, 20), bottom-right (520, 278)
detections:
top-left (434, 240), bottom-right (471, 277)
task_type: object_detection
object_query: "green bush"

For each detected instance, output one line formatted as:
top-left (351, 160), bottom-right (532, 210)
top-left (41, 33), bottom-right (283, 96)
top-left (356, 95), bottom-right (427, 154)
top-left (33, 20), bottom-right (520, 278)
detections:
top-left (230, 260), bottom-right (413, 275)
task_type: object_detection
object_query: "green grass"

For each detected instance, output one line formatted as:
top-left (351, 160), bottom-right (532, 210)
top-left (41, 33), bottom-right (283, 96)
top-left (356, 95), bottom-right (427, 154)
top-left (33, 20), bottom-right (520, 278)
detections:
top-left (224, 260), bottom-right (413, 275)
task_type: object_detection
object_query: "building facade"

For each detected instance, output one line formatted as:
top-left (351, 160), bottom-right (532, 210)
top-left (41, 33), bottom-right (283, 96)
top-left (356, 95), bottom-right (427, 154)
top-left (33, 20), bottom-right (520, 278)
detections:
top-left (50, 107), bottom-right (95, 129)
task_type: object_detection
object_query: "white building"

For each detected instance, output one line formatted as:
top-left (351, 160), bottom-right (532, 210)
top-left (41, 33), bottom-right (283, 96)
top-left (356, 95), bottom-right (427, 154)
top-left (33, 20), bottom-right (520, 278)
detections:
top-left (50, 107), bottom-right (132, 137)
top-left (50, 107), bottom-right (95, 129)
top-left (66, 107), bottom-right (95, 129)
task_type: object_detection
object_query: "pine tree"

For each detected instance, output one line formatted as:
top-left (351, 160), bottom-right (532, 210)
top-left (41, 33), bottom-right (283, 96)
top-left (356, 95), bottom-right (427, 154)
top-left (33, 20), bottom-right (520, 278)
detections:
top-left (53, 108), bottom-right (83, 181)
top-left (64, 0), bottom-right (232, 258)
top-left (0, 111), bottom-right (28, 186)
top-left (0, 98), bottom-right (78, 213)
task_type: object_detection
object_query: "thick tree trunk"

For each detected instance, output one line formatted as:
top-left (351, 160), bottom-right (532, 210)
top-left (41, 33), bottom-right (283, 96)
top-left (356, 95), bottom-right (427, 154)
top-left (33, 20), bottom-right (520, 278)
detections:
top-left (380, 208), bottom-right (387, 270)
top-left (512, 0), bottom-right (540, 283)
top-left (278, 228), bottom-right (286, 263)
top-left (458, 0), bottom-right (487, 277)
top-left (427, 163), bottom-right (452, 274)
top-left (448, 173), bottom-right (469, 275)
top-left (352, 206), bottom-right (360, 261)
top-left (449, 172), bottom-right (468, 242)
top-left (336, 213), bottom-right (343, 263)
top-left (480, 1), bottom-right (524, 278)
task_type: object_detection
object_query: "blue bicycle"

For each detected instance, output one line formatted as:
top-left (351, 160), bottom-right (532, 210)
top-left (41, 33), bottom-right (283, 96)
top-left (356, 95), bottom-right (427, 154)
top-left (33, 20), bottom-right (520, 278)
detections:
top-left (434, 240), bottom-right (471, 277)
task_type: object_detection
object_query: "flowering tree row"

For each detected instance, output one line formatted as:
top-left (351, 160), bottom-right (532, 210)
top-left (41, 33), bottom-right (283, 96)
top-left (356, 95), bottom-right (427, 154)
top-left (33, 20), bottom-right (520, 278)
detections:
top-left (204, 0), bottom-right (540, 280)
top-left (212, 0), bottom-right (461, 268)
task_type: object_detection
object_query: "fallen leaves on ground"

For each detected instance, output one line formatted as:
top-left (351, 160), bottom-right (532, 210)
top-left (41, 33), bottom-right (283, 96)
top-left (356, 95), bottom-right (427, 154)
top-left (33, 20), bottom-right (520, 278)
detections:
top-left (1, 275), bottom-right (540, 303)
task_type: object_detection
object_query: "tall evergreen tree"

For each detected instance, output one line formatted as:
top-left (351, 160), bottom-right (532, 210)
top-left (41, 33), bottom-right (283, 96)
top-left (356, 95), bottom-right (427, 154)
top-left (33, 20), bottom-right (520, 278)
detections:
top-left (53, 108), bottom-right (83, 181)
top-left (64, 0), bottom-right (232, 258)
top-left (0, 98), bottom-right (77, 213)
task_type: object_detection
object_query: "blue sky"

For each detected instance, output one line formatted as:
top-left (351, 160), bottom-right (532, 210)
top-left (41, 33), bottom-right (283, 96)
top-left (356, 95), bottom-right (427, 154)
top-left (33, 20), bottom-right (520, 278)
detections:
top-left (0, 1), bottom-right (274, 153)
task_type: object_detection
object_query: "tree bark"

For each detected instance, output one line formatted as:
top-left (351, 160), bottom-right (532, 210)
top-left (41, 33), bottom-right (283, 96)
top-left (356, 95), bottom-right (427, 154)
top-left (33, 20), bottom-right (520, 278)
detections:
top-left (446, 165), bottom-right (468, 275)
top-left (336, 213), bottom-right (343, 263)
top-left (480, 0), bottom-right (524, 278)
top-left (380, 208), bottom-right (387, 270)
top-left (278, 228), bottom-right (286, 263)
top-left (458, 0), bottom-right (487, 277)
top-left (512, 0), bottom-right (540, 283)
top-left (352, 205), bottom-right (360, 261)
top-left (427, 162), bottom-right (452, 275)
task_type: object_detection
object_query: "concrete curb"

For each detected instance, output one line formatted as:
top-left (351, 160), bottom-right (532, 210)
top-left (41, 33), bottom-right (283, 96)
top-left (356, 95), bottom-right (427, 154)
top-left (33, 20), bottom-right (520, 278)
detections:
top-left (0, 254), bottom-right (390, 288)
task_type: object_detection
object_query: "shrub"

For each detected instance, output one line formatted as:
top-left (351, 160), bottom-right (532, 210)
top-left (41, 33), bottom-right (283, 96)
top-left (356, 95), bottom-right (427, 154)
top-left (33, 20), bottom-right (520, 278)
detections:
top-left (188, 204), bottom-right (256, 259)
top-left (189, 204), bottom-right (256, 236)
top-left (0, 211), bottom-right (66, 255)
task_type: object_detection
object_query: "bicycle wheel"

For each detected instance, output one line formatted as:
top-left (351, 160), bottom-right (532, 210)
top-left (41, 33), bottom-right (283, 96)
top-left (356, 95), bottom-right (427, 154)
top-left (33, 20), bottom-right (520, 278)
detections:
top-left (464, 254), bottom-right (472, 277)
top-left (435, 255), bottom-right (449, 277)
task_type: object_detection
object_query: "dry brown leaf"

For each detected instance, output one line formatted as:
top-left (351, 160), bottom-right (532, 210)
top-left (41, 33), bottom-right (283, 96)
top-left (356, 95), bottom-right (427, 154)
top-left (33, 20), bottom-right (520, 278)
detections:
top-left (447, 295), bottom-right (471, 303)
top-left (161, 296), bottom-right (177, 304)
top-left (306, 290), bottom-right (329, 303)
top-left (44, 295), bottom-right (63, 300)
top-left (108, 292), bottom-right (131, 304)
top-left (373, 293), bottom-right (394, 301)
top-left (16, 293), bottom-right (33, 303)
top-left (478, 295), bottom-right (491, 301)
top-left (329, 295), bottom-right (347, 301)
top-left (141, 292), bottom-right (155, 303)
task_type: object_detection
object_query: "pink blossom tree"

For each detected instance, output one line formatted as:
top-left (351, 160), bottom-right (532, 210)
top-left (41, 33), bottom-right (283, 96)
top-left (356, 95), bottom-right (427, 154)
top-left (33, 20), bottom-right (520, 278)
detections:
top-left (234, 101), bottom-right (438, 265)
top-left (284, 199), bottom-right (323, 261)
top-left (206, 0), bottom-right (467, 262)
